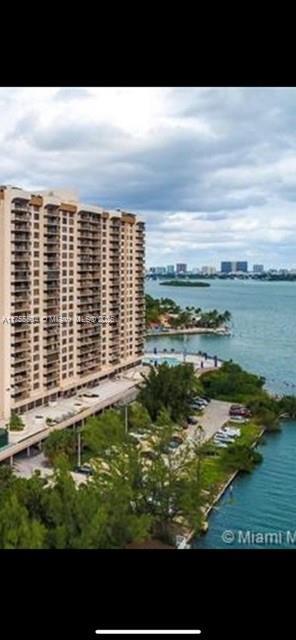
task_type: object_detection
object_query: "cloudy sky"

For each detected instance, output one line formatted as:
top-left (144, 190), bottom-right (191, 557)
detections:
top-left (1, 86), bottom-right (296, 269)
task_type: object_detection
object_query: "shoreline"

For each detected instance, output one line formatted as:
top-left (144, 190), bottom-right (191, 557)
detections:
top-left (183, 427), bottom-right (266, 547)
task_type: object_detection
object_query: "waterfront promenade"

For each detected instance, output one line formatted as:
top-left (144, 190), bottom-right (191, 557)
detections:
top-left (147, 326), bottom-right (231, 337)
top-left (144, 350), bottom-right (222, 372)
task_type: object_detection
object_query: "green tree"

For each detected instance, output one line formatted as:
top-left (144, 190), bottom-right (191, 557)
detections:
top-left (127, 401), bottom-right (152, 432)
top-left (220, 443), bottom-right (263, 473)
top-left (43, 429), bottom-right (76, 465)
top-left (0, 493), bottom-right (46, 548)
top-left (8, 412), bottom-right (24, 431)
top-left (139, 363), bottom-right (198, 422)
top-left (82, 409), bottom-right (126, 455)
top-left (279, 395), bottom-right (296, 418)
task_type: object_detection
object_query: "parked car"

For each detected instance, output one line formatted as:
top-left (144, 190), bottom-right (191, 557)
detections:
top-left (75, 464), bottom-right (94, 476)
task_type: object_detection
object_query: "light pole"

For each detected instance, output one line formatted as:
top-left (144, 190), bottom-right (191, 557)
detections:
top-left (77, 419), bottom-right (84, 467)
top-left (77, 430), bottom-right (81, 467)
top-left (183, 334), bottom-right (187, 363)
top-left (118, 401), bottom-right (129, 435)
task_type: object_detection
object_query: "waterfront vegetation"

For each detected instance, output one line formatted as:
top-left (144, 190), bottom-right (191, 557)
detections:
top-left (0, 359), bottom-right (281, 549)
top-left (200, 361), bottom-right (282, 431)
top-left (145, 294), bottom-right (231, 331)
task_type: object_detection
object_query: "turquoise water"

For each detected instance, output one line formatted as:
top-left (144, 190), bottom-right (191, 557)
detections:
top-left (145, 279), bottom-right (296, 548)
top-left (146, 279), bottom-right (296, 396)
top-left (193, 422), bottom-right (296, 549)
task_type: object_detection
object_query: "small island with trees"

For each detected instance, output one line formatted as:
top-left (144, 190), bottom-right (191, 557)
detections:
top-left (146, 294), bottom-right (232, 336)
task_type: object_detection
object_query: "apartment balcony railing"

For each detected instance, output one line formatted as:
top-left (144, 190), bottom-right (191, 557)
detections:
top-left (11, 341), bottom-right (31, 353)
top-left (11, 208), bottom-right (30, 217)
top-left (78, 355), bottom-right (100, 366)
top-left (10, 386), bottom-right (30, 402)
top-left (44, 362), bottom-right (60, 373)
top-left (11, 270), bottom-right (31, 279)
top-left (43, 341), bottom-right (60, 351)
top-left (12, 254), bottom-right (31, 263)
top-left (12, 362), bottom-right (31, 374)
top-left (11, 229), bottom-right (31, 239)
top-left (11, 324), bottom-right (31, 335)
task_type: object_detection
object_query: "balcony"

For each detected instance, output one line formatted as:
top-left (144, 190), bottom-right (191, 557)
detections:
top-left (11, 341), bottom-right (30, 353)
top-left (12, 253), bottom-right (31, 263)
top-left (44, 362), bottom-right (60, 374)
top-left (11, 389), bottom-right (30, 401)
top-left (11, 362), bottom-right (30, 374)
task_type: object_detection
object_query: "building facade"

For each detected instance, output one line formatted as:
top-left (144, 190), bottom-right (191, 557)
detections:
top-left (221, 261), bottom-right (248, 274)
top-left (166, 265), bottom-right (175, 274)
top-left (201, 266), bottom-right (216, 275)
top-left (176, 263), bottom-right (187, 274)
top-left (220, 261), bottom-right (233, 274)
top-left (0, 186), bottom-right (145, 420)
top-left (253, 264), bottom-right (264, 273)
top-left (236, 261), bottom-right (248, 273)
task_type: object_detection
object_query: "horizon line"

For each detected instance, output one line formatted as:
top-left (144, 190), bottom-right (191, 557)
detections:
top-left (95, 631), bottom-right (202, 636)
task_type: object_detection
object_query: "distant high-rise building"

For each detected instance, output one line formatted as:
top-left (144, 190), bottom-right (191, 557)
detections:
top-left (166, 265), bottom-right (175, 274)
top-left (221, 261), bottom-right (233, 274)
top-left (236, 261), bottom-right (248, 273)
top-left (176, 263), bottom-right (187, 274)
top-left (253, 264), bottom-right (264, 273)
top-left (221, 261), bottom-right (248, 274)
top-left (201, 266), bottom-right (216, 275)
top-left (155, 266), bottom-right (166, 275)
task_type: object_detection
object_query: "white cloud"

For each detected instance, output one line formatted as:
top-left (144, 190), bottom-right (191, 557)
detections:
top-left (0, 87), bottom-right (296, 268)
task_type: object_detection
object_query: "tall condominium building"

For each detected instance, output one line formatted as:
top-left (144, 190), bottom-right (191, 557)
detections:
top-left (220, 261), bottom-right (233, 274)
top-left (176, 263), bottom-right (187, 274)
top-left (0, 186), bottom-right (145, 421)
top-left (201, 266), bottom-right (216, 275)
top-left (166, 265), bottom-right (175, 274)
top-left (236, 261), bottom-right (248, 273)
top-left (253, 264), bottom-right (264, 273)
top-left (221, 261), bottom-right (248, 274)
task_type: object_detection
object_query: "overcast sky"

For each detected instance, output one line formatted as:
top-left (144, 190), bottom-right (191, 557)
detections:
top-left (1, 86), bottom-right (296, 269)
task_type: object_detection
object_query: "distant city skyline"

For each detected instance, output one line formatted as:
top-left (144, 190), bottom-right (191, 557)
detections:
top-left (147, 262), bottom-right (295, 273)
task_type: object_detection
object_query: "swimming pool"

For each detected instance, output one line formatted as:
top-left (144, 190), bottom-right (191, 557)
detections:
top-left (142, 356), bottom-right (181, 367)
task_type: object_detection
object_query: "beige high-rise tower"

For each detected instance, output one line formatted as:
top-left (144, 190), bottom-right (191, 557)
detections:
top-left (0, 186), bottom-right (145, 421)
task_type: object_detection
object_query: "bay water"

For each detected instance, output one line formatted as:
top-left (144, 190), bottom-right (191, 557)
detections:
top-left (145, 279), bottom-right (296, 548)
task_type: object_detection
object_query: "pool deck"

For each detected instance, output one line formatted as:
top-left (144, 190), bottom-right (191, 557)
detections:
top-left (144, 351), bottom-right (222, 372)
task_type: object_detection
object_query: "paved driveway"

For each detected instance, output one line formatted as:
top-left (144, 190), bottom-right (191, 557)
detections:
top-left (189, 399), bottom-right (232, 443)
